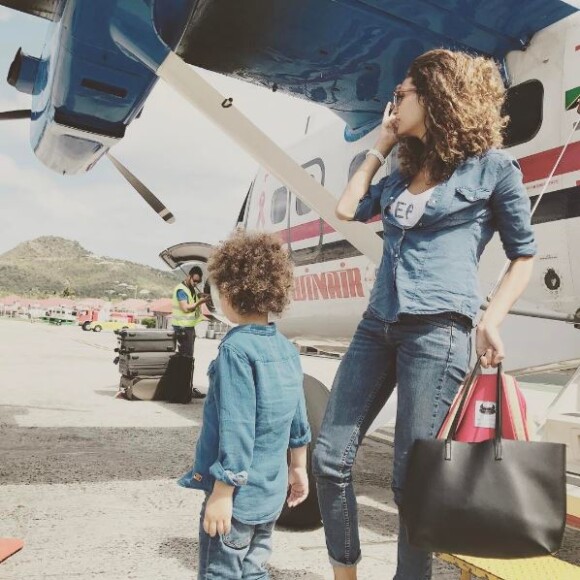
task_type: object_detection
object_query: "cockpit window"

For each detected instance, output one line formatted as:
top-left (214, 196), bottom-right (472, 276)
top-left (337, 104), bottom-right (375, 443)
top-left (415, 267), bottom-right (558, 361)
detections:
top-left (503, 80), bottom-right (543, 148)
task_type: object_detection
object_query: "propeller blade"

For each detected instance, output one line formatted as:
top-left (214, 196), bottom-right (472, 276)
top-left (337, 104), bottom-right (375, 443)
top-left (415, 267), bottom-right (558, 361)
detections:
top-left (106, 152), bottom-right (175, 224)
top-left (0, 109), bottom-right (31, 120)
top-left (156, 53), bottom-right (381, 264)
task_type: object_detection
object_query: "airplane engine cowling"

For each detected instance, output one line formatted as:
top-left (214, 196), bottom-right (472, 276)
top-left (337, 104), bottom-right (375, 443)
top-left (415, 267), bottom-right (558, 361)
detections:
top-left (7, 48), bottom-right (40, 95)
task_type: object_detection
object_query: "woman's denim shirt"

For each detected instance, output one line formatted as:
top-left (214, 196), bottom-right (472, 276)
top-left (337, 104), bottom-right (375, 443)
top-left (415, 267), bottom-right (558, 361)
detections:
top-left (178, 323), bottom-right (311, 525)
top-left (354, 149), bottom-right (537, 324)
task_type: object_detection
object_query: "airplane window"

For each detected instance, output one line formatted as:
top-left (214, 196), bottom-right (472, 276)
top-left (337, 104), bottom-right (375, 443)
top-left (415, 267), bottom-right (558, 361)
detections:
top-left (349, 151), bottom-right (368, 180)
top-left (271, 187), bottom-right (288, 224)
top-left (296, 197), bottom-right (311, 216)
top-left (503, 80), bottom-right (543, 148)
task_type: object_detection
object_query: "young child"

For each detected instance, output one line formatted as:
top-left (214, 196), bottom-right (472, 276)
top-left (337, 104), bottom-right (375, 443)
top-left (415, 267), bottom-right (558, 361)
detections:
top-left (178, 231), bottom-right (311, 579)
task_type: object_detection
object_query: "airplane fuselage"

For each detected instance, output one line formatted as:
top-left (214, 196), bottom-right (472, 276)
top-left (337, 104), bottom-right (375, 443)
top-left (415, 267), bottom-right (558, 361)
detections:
top-left (236, 13), bottom-right (580, 346)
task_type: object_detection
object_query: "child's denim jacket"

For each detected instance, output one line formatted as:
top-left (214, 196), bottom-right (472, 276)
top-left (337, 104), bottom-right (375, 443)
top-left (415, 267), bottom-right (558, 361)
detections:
top-left (178, 323), bottom-right (311, 524)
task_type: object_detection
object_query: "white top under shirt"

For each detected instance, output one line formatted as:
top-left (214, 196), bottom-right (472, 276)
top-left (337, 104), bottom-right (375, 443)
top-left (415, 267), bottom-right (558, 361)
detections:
top-left (388, 187), bottom-right (435, 227)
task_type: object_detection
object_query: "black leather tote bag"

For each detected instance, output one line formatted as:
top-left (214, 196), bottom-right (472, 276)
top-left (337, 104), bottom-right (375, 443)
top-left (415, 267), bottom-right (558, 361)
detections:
top-left (402, 361), bottom-right (567, 558)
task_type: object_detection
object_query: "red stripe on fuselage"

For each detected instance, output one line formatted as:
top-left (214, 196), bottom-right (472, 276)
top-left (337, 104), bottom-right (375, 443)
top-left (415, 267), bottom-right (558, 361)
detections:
top-left (274, 145), bottom-right (580, 244)
top-left (519, 141), bottom-right (580, 183)
top-left (277, 215), bottom-right (381, 244)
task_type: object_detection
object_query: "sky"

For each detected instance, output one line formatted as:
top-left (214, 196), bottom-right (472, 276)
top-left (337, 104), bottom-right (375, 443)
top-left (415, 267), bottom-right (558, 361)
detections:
top-left (0, 7), bottom-right (337, 268)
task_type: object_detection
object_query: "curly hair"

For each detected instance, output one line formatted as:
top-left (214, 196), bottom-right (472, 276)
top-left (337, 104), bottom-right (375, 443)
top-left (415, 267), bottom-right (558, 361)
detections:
top-left (208, 231), bottom-right (293, 316)
top-left (398, 49), bottom-right (508, 183)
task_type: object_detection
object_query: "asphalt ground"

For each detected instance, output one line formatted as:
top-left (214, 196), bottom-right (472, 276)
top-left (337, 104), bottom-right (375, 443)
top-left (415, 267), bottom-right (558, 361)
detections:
top-left (1, 318), bottom-right (579, 579)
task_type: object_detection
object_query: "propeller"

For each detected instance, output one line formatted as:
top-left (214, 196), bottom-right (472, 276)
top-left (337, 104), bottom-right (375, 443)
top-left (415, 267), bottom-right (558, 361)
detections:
top-left (106, 152), bottom-right (175, 224)
top-left (0, 105), bottom-right (174, 224)
top-left (156, 53), bottom-right (382, 264)
top-left (0, 109), bottom-right (31, 120)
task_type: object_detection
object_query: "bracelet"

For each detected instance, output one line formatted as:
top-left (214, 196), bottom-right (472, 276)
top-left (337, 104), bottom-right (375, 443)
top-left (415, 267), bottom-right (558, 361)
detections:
top-left (366, 148), bottom-right (386, 166)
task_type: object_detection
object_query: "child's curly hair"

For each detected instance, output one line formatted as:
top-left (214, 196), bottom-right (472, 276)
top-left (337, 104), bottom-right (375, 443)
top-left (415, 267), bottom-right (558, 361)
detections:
top-left (208, 231), bottom-right (293, 316)
top-left (399, 49), bottom-right (508, 183)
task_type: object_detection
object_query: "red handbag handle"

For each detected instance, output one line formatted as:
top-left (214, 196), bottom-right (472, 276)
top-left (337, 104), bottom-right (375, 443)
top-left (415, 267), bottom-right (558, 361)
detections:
top-left (445, 359), bottom-right (504, 460)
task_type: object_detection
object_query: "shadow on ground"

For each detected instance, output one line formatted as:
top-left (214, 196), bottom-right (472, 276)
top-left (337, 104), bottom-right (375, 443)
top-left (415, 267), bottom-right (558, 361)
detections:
top-left (158, 536), bottom-right (326, 579)
top-left (0, 422), bottom-right (200, 485)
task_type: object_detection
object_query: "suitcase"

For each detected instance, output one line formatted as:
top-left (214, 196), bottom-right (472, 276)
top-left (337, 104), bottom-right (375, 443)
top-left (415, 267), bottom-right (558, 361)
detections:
top-left (118, 352), bottom-right (172, 377)
top-left (119, 375), bottom-right (163, 401)
top-left (156, 354), bottom-right (195, 404)
top-left (116, 339), bottom-right (175, 354)
top-left (115, 329), bottom-right (175, 341)
top-left (116, 330), bottom-right (175, 353)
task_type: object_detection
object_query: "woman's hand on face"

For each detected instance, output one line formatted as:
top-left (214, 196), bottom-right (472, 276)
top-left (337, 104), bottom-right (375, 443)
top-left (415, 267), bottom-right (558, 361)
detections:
top-left (379, 102), bottom-right (398, 145)
top-left (475, 323), bottom-right (505, 368)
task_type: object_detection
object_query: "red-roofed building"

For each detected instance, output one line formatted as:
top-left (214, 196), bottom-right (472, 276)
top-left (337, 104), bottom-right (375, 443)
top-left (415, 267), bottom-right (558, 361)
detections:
top-left (149, 298), bottom-right (173, 329)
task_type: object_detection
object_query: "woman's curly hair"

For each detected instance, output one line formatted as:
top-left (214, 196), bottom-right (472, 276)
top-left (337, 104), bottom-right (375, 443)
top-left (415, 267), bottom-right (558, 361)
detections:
top-left (398, 49), bottom-right (508, 183)
top-left (208, 231), bottom-right (293, 316)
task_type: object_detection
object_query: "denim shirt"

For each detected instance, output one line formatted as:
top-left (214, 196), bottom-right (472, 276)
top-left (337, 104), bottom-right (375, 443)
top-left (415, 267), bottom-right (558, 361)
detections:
top-left (353, 149), bottom-right (537, 324)
top-left (178, 323), bottom-right (311, 525)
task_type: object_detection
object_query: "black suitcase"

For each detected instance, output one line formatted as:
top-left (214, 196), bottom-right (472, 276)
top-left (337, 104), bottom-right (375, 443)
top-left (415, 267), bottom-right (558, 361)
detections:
top-left (156, 354), bottom-right (195, 404)
top-left (118, 352), bottom-right (172, 377)
top-left (116, 329), bottom-right (175, 353)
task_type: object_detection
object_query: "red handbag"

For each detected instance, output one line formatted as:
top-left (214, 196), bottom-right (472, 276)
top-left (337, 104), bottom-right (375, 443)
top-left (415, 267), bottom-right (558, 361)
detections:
top-left (438, 361), bottom-right (529, 442)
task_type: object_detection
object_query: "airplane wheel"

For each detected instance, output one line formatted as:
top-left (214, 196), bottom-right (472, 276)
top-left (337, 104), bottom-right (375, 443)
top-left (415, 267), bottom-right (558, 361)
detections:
top-left (277, 442), bottom-right (321, 529)
top-left (81, 321), bottom-right (92, 331)
top-left (277, 374), bottom-right (330, 530)
top-left (93, 324), bottom-right (102, 332)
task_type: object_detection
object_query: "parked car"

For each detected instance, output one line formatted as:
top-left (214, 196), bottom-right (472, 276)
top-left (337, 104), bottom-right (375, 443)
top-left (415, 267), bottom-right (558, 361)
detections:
top-left (82, 320), bottom-right (140, 332)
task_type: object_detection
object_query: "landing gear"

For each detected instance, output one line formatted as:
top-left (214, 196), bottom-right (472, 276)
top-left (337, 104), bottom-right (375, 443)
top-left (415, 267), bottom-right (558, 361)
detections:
top-left (277, 374), bottom-right (330, 529)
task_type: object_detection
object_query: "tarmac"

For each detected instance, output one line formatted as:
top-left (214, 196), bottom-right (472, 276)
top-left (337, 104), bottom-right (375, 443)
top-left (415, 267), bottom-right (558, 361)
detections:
top-left (1, 318), bottom-right (579, 579)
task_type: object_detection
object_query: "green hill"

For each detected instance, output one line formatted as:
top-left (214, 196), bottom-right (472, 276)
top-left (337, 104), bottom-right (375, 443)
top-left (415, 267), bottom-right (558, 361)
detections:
top-left (0, 236), bottom-right (180, 299)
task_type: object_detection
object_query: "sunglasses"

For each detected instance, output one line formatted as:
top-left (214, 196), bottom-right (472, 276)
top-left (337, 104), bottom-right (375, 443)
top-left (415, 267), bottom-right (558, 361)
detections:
top-left (393, 88), bottom-right (417, 107)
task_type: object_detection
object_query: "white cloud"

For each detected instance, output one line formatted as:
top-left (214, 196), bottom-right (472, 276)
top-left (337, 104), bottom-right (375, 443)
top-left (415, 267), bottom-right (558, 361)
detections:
top-left (0, 8), bottom-right (12, 22)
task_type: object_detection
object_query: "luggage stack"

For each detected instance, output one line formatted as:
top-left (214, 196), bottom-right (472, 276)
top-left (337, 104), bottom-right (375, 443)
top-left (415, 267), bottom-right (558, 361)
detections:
top-left (114, 329), bottom-right (195, 403)
top-left (114, 329), bottom-right (175, 400)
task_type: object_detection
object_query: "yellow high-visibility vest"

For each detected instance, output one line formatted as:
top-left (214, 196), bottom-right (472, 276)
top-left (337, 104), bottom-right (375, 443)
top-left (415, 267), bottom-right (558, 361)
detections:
top-left (171, 283), bottom-right (203, 327)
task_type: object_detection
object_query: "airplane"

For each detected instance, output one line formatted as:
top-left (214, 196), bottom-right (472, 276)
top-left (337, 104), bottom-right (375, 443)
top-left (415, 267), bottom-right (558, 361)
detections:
top-left (2, 0), bottom-right (580, 531)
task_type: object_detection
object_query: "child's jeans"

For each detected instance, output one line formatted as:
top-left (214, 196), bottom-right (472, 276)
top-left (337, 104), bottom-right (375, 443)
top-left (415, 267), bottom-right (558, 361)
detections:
top-left (197, 497), bottom-right (276, 579)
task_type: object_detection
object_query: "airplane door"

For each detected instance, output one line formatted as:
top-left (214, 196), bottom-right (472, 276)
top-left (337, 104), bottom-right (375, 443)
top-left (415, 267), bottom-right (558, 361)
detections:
top-left (287, 158), bottom-right (325, 265)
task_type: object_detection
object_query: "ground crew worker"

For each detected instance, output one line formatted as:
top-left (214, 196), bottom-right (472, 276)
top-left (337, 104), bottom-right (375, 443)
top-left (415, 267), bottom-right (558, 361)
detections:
top-left (172, 266), bottom-right (209, 399)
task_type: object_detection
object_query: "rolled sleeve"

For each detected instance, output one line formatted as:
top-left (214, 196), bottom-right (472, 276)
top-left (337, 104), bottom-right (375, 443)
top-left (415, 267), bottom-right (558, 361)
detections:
top-left (289, 392), bottom-right (311, 448)
top-left (491, 157), bottom-right (537, 260)
top-left (208, 345), bottom-right (256, 487)
top-left (352, 176), bottom-right (387, 222)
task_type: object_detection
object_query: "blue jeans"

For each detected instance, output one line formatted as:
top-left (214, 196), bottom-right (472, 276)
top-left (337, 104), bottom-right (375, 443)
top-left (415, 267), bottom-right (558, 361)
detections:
top-left (197, 497), bottom-right (276, 579)
top-left (312, 312), bottom-right (471, 580)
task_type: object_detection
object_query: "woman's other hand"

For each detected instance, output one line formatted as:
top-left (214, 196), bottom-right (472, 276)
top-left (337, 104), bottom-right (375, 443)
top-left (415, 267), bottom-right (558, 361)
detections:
top-left (475, 323), bottom-right (505, 368)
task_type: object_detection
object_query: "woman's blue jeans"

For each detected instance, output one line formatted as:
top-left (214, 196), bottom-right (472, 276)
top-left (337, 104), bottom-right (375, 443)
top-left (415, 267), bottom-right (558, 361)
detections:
top-left (312, 311), bottom-right (471, 580)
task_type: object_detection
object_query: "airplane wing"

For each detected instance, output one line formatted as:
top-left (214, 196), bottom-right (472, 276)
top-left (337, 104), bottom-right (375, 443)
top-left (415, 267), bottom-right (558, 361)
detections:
top-left (174, 0), bottom-right (579, 134)
top-left (0, 0), bottom-right (60, 20)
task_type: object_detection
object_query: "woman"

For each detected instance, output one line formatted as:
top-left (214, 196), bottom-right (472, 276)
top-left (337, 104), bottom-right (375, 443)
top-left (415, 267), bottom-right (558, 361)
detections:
top-left (312, 49), bottom-right (536, 580)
